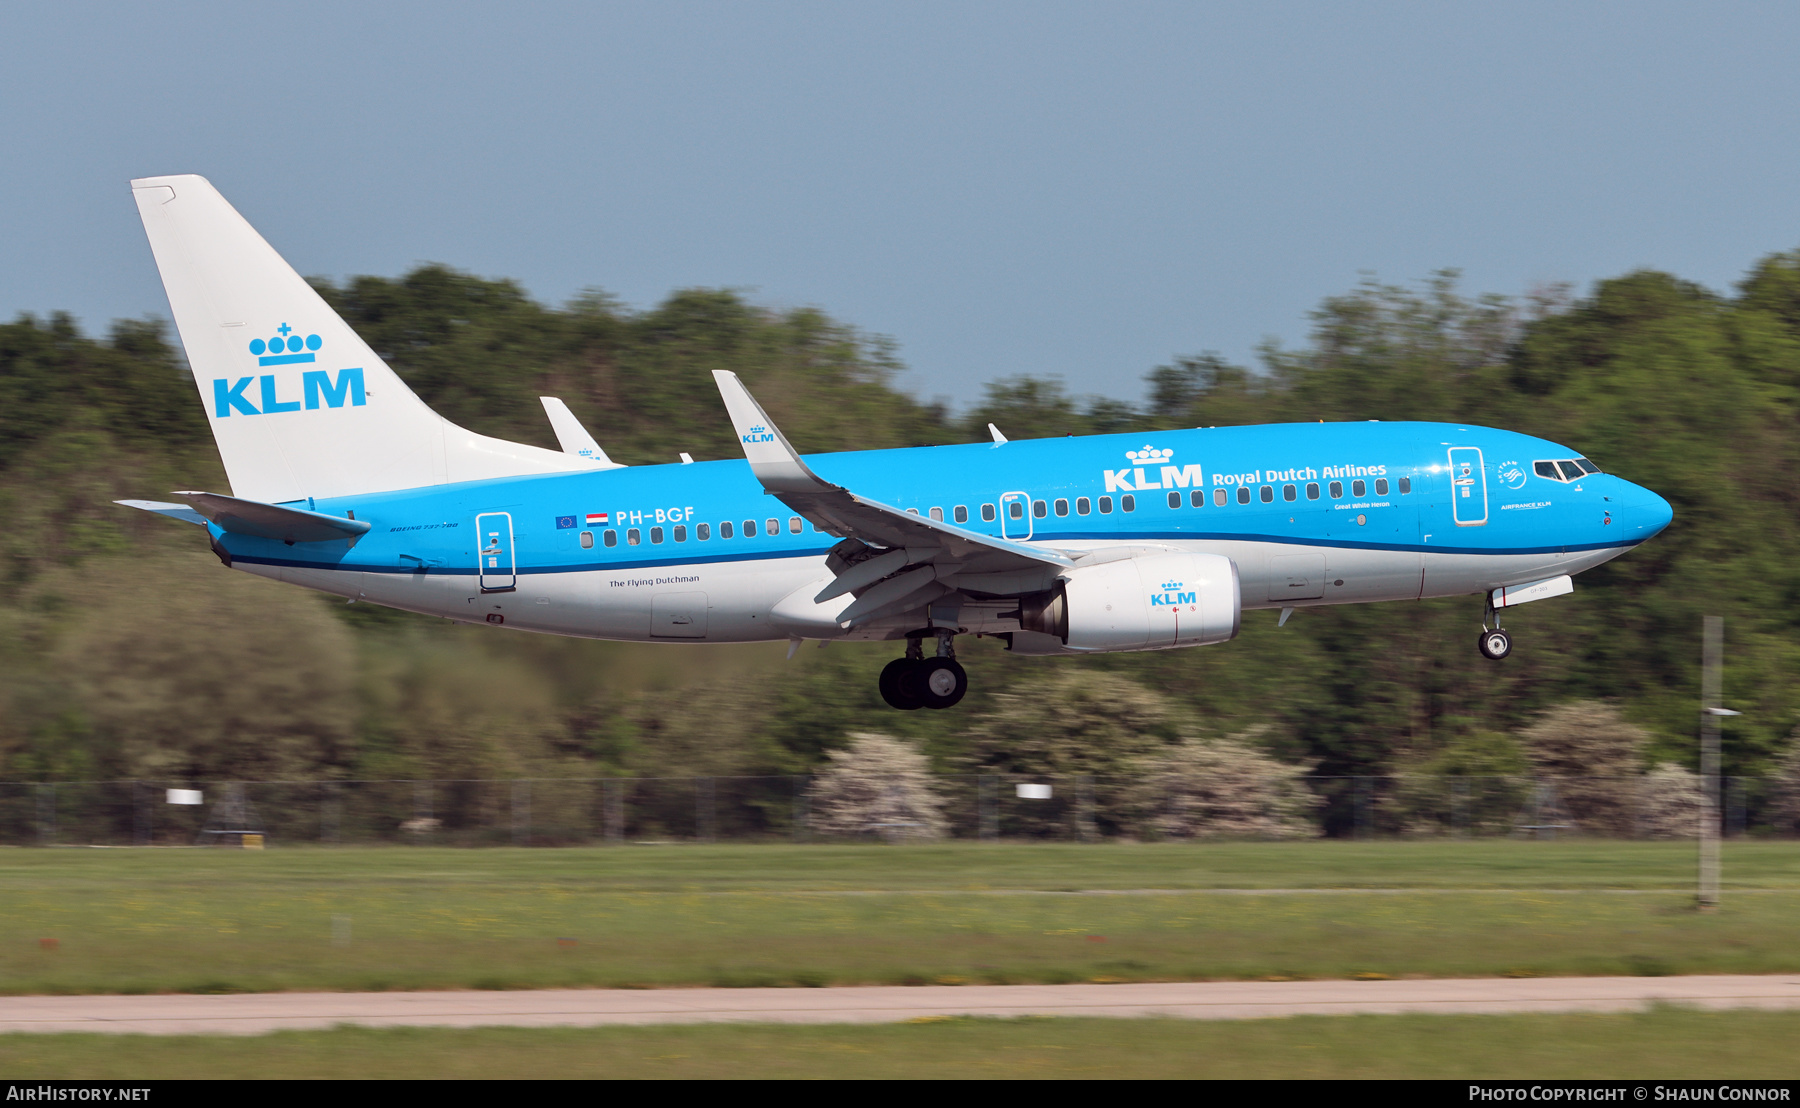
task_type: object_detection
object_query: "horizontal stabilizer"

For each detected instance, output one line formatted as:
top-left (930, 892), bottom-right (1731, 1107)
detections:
top-left (115, 499), bottom-right (210, 526)
top-left (172, 491), bottom-right (372, 544)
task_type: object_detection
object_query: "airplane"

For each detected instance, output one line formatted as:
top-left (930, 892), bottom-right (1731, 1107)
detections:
top-left (118, 175), bottom-right (1674, 711)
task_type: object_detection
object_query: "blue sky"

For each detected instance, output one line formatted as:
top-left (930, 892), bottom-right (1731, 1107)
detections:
top-left (3, 1), bottom-right (1798, 408)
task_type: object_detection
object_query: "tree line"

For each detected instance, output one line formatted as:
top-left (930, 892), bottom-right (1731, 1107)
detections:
top-left (4, 252), bottom-right (1800, 833)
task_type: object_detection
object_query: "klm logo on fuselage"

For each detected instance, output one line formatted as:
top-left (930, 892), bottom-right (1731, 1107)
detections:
top-left (742, 424), bottom-right (775, 444)
top-left (212, 324), bottom-right (366, 417)
top-left (1105, 445), bottom-right (1203, 493)
top-left (1150, 580), bottom-right (1197, 606)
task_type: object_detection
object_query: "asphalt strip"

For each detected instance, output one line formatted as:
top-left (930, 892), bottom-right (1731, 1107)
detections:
top-left (5, 976), bottom-right (1800, 1035)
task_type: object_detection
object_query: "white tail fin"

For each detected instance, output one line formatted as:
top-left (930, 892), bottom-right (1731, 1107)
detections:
top-left (131, 174), bottom-right (581, 502)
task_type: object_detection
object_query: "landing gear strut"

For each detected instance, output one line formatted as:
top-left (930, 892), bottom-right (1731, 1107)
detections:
top-left (878, 631), bottom-right (968, 710)
top-left (1477, 596), bottom-right (1512, 660)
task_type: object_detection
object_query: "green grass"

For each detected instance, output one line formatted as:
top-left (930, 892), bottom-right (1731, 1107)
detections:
top-left (3, 842), bottom-right (1798, 994)
top-left (3, 1009), bottom-right (1798, 1079)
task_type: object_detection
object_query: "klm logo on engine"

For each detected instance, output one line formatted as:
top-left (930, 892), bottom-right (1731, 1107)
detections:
top-left (212, 324), bottom-right (366, 417)
top-left (743, 424), bottom-right (776, 444)
top-left (1150, 580), bottom-right (1197, 607)
top-left (1105, 445), bottom-right (1203, 493)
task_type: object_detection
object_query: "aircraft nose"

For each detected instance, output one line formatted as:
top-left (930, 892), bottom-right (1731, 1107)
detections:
top-left (1620, 483), bottom-right (1673, 539)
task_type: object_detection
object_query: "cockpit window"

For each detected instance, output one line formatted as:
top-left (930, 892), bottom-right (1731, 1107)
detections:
top-left (1535, 458), bottom-right (1600, 483)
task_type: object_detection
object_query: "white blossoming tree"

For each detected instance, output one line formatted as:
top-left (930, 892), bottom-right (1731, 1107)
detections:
top-left (807, 733), bottom-right (949, 841)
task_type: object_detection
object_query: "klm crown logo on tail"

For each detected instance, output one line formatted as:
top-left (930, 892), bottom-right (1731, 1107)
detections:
top-left (1105, 444), bottom-right (1203, 493)
top-left (743, 424), bottom-right (776, 444)
top-left (213, 323), bottom-right (366, 418)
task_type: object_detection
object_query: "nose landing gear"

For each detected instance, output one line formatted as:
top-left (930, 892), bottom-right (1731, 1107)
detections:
top-left (878, 631), bottom-right (968, 710)
top-left (1477, 596), bottom-right (1512, 660)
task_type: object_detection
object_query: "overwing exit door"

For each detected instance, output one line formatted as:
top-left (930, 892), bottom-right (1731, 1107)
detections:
top-left (476, 512), bottom-right (516, 592)
top-left (999, 491), bottom-right (1033, 540)
top-left (1448, 447), bottom-right (1488, 526)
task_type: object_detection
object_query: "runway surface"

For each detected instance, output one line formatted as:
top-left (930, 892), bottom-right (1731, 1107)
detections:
top-left (6, 976), bottom-right (1800, 1034)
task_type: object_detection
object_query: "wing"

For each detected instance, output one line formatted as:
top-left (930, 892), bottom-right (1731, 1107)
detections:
top-left (712, 371), bottom-right (1071, 628)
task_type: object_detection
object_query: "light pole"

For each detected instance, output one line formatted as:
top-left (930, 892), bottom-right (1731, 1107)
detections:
top-left (1699, 615), bottom-right (1739, 910)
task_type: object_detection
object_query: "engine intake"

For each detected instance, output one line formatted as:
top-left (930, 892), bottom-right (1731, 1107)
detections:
top-left (1017, 552), bottom-right (1240, 653)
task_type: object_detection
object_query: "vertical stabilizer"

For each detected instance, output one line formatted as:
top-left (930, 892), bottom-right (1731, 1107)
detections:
top-left (131, 175), bottom-right (581, 502)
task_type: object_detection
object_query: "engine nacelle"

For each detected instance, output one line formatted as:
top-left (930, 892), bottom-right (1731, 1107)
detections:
top-left (1017, 552), bottom-right (1240, 653)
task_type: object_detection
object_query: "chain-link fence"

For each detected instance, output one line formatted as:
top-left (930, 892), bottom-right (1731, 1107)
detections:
top-left (0, 774), bottom-right (1786, 845)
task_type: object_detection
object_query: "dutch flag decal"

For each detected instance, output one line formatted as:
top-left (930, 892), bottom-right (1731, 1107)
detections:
top-left (587, 512), bottom-right (607, 525)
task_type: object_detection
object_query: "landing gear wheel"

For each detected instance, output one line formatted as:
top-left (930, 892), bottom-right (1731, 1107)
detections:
top-left (1477, 628), bottom-right (1512, 660)
top-left (879, 658), bottom-right (923, 710)
top-left (912, 657), bottom-right (968, 710)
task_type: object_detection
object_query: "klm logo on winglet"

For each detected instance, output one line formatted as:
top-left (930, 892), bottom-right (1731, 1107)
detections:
top-left (212, 325), bottom-right (366, 417)
top-left (1150, 580), bottom-right (1197, 607)
top-left (742, 424), bottom-right (775, 444)
top-left (1105, 445), bottom-right (1203, 494)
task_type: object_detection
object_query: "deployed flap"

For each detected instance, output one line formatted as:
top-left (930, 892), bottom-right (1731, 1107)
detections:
top-left (705, 368), bottom-right (1065, 600)
top-left (539, 397), bottom-right (623, 468)
top-left (173, 491), bottom-right (372, 544)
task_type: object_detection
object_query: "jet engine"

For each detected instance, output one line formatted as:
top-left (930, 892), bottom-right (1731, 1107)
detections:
top-left (1015, 552), bottom-right (1240, 653)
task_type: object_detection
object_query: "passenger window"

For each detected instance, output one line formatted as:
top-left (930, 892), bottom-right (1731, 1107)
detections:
top-left (981, 503), bottom-right (997, 522)
top-left (1168, 491), bottom-right (1181, 509)
top-left (907, 508), bottom-right (920, 515)
top-left (674, 525), bottom-right (687, 542)
top-left (1534, 461), bottom-right (1560, 480)
top-left (744, 519), bottom-right (757, 536)
top-left (1375, 478), bottom-right (1388, 496)
top-left (603, 529), bottom-right (618, 547)
top-left (627, 528), bottom-right (641, 546)
top-left (580, 530), bottom-right (594, 549)
top-left (1099, 496), bottom-right (1113, 514)
top-left (697, 523), bottom-right (711, 540)
top-left (1329, 481), bottom-right (1343, 498)
top-left (1283, 484), bottom-right (1297, 502)
top-left (1008, 501), bottom-right (1024, 519)
top-left (930, 507), bottom-right (943, 521)
top-left (1191, 490), bottom-right (1205, 507)
top-left (1121, 494), bottom-right (1135, 512)
top-left (650, 526), bottom-right (663, 544)
top-left (789, 517), bottom-right (802, 533)
top-left (1054, 498), bottom-right (1069, 516)
top-left (1076, 497), bottom-right (1091, 515)
top-left (1033, 500), bottom-right (1047, 518)
top-left (767, 518), bottom-right (779, 535)
top-left (1398, 477), bottom-right (1411, 494)
top-left (1558, 461), bottom-right (1584, 481)
top-left (1260, 485), bottom-right (1274, 503)
top-left (1306, 483), bottom-right (1319, 500)
top-left (1576, 458), bottom-right (1601, 475)
top-left (1236, 487), bottom-right (1251, 504)
top-left (721, 521), bottom-right (734, 539)
top-left (1352, 479), bottom-right (1365, 497)
top-left (954, 505), bottom-right (968, 523)
top-left (1214, 488), bottom-right (1227, 506)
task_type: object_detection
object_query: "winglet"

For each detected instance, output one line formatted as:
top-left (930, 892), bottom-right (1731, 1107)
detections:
top-left (711, 371), bottom-right (832, 494)
top-left (988, 423), bottom-right (1008, 444)
top-left (539, 397), bottom-right (623, 468)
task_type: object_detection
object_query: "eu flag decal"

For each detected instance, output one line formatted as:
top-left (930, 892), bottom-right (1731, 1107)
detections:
top-left (555, 515), bottom-right (577, 529)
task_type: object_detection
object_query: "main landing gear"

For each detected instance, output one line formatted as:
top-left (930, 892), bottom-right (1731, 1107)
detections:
top-left (1477, 596), bottom-right (1512, 660)
top-left (879, 632), bottom-right (968, 710)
